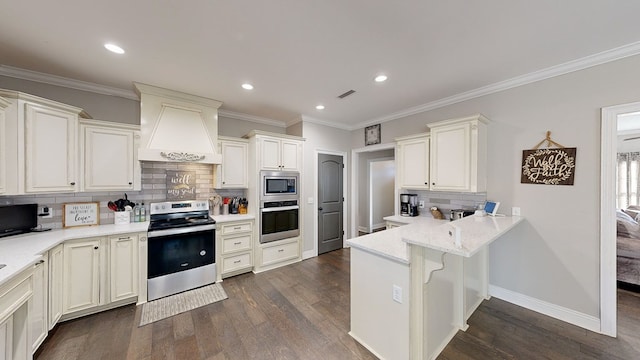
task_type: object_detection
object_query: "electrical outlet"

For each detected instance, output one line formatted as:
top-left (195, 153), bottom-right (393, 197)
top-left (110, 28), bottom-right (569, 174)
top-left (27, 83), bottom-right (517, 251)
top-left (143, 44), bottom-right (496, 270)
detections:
top-left (512, 207), bottom-right (521, 216)
top-left (40, 206), bottom-right (52, 218)
top-left (419, 200), bottom-right (425, 209)
top-left (392, 285), bottom-right (403, 303)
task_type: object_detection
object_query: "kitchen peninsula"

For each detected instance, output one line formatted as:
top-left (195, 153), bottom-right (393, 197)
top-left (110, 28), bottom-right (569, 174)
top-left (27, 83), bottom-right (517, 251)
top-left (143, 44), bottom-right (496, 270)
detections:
top-left (347, 214), bottom-right (524, 360)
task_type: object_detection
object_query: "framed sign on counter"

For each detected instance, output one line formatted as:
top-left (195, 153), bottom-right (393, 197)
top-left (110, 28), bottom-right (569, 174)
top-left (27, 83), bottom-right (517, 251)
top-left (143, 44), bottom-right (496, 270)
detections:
top-left (63, 202), bottom-right (100, 228)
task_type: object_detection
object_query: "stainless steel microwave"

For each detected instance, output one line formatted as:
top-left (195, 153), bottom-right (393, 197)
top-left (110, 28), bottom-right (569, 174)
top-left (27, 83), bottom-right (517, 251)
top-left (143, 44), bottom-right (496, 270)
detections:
top-left (260, 171), bottom-right (299, 199)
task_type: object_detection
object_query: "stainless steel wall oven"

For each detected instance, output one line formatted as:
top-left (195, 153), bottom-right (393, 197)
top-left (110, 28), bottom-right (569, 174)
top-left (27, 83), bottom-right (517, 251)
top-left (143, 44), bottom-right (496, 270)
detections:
top-left (147, 200), bottom-right (216, 301)
top-left (260, 199), bottom-right (300, 243)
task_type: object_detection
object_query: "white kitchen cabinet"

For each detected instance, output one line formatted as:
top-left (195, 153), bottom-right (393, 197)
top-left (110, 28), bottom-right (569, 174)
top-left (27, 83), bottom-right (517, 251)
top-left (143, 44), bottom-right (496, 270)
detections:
top-left (0, 97), bottom-right (10, 195)
top-left (215, 136), bottom-right (249, 189)
top-left (48, 243), bottom-right (63, 330)
top-left (109, 234), bottom-right (138, 302)
top-left (0, 89), bottom-right (84, 194)
top-left (63, 238), bottom-right (102, 314)
top-left (0, 266), bottom-right (32, 360)
top-left (80, 120), bottom-right (141, 191)
top-left (24, 103), bottom-right (79, 193)
top-left (396, 133), bottom-right (430, 190)
top-left (251, 133), bottom-right (303, 171)
top-left (254, 238), bottom-right (301, 273)
top-left (428, 114), bottom-right (489, 193)
top-left (217, 220), bottom-right (254, 279)
top-left (29, 258), bottom-right (48, 353)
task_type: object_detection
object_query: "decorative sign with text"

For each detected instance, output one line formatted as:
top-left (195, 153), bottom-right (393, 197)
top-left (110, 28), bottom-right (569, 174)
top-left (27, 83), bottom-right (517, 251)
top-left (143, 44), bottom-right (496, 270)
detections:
top-left (166, 170), bottom-right (196, 200)
top-left (521, 148), bottom-right (576, 185)
top-left (63, 202), bottom-right (100, 228)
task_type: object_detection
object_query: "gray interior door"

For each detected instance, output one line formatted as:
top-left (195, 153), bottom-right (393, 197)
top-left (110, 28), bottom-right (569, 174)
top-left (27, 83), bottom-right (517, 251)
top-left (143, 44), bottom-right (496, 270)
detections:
top-left (318, 154), bottom-right (344, 254)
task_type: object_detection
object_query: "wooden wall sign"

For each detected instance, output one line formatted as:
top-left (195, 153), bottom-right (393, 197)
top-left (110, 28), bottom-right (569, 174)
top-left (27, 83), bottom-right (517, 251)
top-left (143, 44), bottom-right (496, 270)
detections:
top-left (166, 170), bottom-right (196, 200)
top-left (521, 147), bottom-right (576, 185)
top-left (63, 202), bottom-right (99, 228)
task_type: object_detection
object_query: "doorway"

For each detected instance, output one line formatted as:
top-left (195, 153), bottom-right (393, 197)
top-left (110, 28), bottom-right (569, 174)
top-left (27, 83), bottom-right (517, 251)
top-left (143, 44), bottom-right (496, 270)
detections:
top-left (600, 101), bottom-right (640, 337)
top-left (317, 153), bottom-right (344, 254)
top-left (367, 158), bottom-right (395, 233)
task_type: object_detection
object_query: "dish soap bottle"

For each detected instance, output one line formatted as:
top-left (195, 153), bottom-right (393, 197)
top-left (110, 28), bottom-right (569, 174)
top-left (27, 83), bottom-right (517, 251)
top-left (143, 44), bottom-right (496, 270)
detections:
top-left (140, 202), bottom-right (146, 222)
top-left (134, 203), bottom-right (141, 222)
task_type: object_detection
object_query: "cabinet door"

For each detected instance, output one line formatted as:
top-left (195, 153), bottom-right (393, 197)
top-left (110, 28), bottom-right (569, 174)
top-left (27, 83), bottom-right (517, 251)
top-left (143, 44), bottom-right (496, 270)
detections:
top-left (430, 123), bottom-right (471, 191)
top-left (24, 103), bottom-right (77, 192)
top-left (260, 137), bottom-right (282, 170)
top-left (110, 235), bottom-right (138, 302)
top-left (398, 137), bottom-right (429, 189)
top-left (63, 239), bottom-right (101, 314)
top-left (219, 141), bottom-right (248, 188)
top-left (280, 140), bottom-right (301, 171)
top-left (0, 317), bottom-right (12, 360)
top-left (29, 259), bottom-right (48, 353)
top-left (48, 244), bottom-right (63, 329)
top-left (83, 126), bottom-right (135, 191)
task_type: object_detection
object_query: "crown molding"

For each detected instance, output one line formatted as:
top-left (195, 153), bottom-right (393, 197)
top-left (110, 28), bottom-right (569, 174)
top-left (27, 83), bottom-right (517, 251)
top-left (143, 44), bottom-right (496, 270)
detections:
top-left (0, 65), bottom-right (139, 100)
top-left (218, 109), bottom-right (287, 128)
top-left (295, 114), bottom-right (353, 131)
top-left (352, 41), bottom-right (640, 130)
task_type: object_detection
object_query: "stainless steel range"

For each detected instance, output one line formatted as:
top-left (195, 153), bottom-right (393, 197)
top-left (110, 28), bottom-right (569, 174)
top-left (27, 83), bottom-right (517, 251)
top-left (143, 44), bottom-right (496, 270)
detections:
top-left (147, 200), bottom-right (216, 301)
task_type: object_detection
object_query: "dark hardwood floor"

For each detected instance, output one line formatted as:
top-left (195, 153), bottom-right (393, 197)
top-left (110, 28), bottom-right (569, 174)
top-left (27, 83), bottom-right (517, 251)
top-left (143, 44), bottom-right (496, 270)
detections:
top-left (36, 248), bottom-right (640, 360)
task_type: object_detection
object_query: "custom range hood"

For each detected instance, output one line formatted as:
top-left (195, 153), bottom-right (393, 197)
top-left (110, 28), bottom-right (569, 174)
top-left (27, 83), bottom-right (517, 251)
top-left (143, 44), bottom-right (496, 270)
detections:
top-left (134, 82), bottom-right (223, 164)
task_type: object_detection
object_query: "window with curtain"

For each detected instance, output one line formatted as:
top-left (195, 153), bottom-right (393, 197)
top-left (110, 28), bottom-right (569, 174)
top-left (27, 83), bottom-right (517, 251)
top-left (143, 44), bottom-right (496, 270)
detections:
top-left (617, 152), bottom-right (640, 209)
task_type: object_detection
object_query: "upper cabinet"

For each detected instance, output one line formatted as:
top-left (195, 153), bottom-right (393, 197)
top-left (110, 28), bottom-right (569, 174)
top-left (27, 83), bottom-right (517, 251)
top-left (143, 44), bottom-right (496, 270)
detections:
top-left (215, 136), bottom-right (249, 189)
top-left (396, 133), bottom-right (430, 190)
top-left (0, 96), bottom-right (10, 195)
top-left (427, 114), bottom-right (488, 193)
top-left (80, 119), bottom-right (141, 191)
top-left (0, 89), bottom-right (84, 194)
top-left (247, 131), bottom-right (303, 172)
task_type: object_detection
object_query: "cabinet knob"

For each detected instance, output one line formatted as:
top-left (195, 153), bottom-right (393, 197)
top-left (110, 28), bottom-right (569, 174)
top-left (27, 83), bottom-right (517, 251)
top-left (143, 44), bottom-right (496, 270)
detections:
top-left (222, 181), bottom-right (226, 184)
top-left (128, 182), bottom-right (133, 185)
top-left (425, 182), bottom-right (428, 185)
top-left (318, 207), bottom-right (323, 211)
top-left (70, 182), bottom-right (76, 185)
top-left (432, 182), bottom-right (435, 185)
top-left (94, 246), bottom-right (99, 250)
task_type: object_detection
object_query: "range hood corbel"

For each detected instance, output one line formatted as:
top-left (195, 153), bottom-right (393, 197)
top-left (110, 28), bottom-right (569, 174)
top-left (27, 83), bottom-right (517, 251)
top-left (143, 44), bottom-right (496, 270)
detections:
top-left (134, 82), bottom-right (223, 164)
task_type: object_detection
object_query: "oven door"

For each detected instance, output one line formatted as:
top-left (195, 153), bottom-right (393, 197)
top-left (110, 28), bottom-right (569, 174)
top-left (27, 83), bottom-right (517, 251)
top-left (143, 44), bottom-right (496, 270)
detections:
top-left (147, 225), bottom-right (215, 279)
top-left (260, 205), bottom-right (300, 243)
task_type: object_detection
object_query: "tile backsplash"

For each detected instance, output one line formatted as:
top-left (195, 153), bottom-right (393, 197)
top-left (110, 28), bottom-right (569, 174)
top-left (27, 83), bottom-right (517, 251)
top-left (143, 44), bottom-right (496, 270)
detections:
top-left (401, 190), bottom-right (487, 220)
top-left (0, 162), bottom-right (245, 229)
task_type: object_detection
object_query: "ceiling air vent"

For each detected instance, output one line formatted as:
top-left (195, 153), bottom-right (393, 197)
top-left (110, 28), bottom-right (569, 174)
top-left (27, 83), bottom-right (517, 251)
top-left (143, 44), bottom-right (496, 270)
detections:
top-left (337, 89), bottom-right (356, 99)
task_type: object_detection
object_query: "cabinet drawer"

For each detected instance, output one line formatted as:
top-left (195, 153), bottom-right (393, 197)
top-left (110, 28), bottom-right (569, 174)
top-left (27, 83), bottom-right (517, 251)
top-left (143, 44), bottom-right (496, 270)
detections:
top-left (221, 234), bottom-right (252, 254)
top-left (220, 222), bottom-right (252, 235)
top-left (262, 241), bottom-right (298, 266)
top-left (221, 253), bottom-right (252, 273)
top-left (0, 271), bottom-right (32, 324)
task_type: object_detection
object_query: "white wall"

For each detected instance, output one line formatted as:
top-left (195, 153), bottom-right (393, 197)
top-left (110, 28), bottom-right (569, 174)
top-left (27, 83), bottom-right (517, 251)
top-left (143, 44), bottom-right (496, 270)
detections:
top-left (299, 121), bottom-right (352, 254)
top-left (350, 54), bottom-right (640, 318)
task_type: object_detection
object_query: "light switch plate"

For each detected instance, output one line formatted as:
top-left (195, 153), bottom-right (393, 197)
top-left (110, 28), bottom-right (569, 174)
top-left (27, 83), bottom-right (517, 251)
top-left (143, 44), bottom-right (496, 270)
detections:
top-left (392, 285), bottom-right (403, 303)
top-left (512, 207), bottom-right (521, 216)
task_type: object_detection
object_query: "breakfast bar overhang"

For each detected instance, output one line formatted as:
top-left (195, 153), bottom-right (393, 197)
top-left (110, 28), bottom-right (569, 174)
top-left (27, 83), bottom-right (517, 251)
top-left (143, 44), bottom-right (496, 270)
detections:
top-left (347, 215), bottom-right (524, 360)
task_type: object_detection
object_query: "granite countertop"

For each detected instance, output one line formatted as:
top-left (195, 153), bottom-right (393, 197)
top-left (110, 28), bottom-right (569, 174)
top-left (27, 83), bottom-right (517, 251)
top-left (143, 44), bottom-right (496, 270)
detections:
top-left (0, 222), bottom-right (149, 287)
top-left (347, 218), bottom-right (448, 264)
top-left (348, 215), bottom-right (524, 263)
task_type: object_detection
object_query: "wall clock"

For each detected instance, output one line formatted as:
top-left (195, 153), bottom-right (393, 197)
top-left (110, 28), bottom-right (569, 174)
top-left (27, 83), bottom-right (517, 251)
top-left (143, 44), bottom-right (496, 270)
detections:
top-left (365, 124), bottom-right (381, 146)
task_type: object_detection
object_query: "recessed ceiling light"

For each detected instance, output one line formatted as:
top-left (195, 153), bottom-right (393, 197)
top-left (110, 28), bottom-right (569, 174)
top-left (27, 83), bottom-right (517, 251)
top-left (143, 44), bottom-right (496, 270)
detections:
top-left (316, 105), bottom-right (325, 110)
top-left (242, 83), bottom-right (254, 90)
top-left (104, 43), bottom-right (125, 54)
top-left (374, 74), bottom-right (388, 82)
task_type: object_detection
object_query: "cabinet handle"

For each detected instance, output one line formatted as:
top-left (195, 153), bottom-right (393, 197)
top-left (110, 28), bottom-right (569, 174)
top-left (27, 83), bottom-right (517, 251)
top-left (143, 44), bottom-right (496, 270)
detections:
top-left (233, 226), bottom-right (242, 230)
top-left (70, 182), bottom-right (76, 185)
top-left (118, 237), bottom-right (130, 240)
top-left (278, 249), bottom-right (284, 252)
top-left (233, 260), bottom-right (241, 264)
top-left (35, 259), bottom-right (45, 266)
top-left (94, 246), bottom-right (99, 250)
top-left (234, 242), bottom-right (242, 245)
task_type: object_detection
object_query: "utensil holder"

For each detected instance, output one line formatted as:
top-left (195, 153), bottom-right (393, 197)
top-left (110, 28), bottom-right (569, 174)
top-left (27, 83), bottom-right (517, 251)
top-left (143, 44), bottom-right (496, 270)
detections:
top-left (222, 204), bottom-right (229, 215)
top-left (114, 211), bottom-right (131, 225)
top-left (212, 205), bottom-right (220, 216)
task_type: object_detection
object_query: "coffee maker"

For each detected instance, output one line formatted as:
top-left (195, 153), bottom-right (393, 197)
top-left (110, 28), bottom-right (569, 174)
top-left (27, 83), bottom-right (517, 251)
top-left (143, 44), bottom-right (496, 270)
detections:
top-left (400, 194), bottom-right (419, 217)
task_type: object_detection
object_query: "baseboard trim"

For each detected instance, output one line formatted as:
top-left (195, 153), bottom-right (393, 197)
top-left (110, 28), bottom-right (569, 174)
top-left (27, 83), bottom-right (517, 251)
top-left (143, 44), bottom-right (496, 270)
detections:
top-left (302, 249), bottom-right (315, 260)
top-left (357, 226), bottom-right (369, 234)
top-left (348, 331), bottom-right (387, 360)
top-left (488, 285), bottom-right (601, 333)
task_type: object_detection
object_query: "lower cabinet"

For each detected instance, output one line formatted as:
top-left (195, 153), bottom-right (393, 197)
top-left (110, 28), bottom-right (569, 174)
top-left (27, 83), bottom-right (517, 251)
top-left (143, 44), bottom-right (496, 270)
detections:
top-left (48, 244), bottom-right (63, 330)
top-left (217, 220), bottom-right (254, 279)
top-left (0, 266), bottom-right (32, 360)
top-left (386, 221), bottom-right (406, 229)
top-left (63, 238), bottom-right (102, 314)
top-left (109, 234), bottom-right (138, 302)
top-left (61, 233), bottom-right (140, 319)
top-left (254, 238), bottom-right (301, 272)
top-left (29, 258), bottom-right (48, 352)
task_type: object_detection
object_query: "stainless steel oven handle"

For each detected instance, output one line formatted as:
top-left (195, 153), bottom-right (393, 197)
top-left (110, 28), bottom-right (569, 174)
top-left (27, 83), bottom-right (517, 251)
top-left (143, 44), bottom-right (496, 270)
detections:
top-left (260, 205), bottom-right (300, 213)
top-left (148, 224), bottom-right (216, 238)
